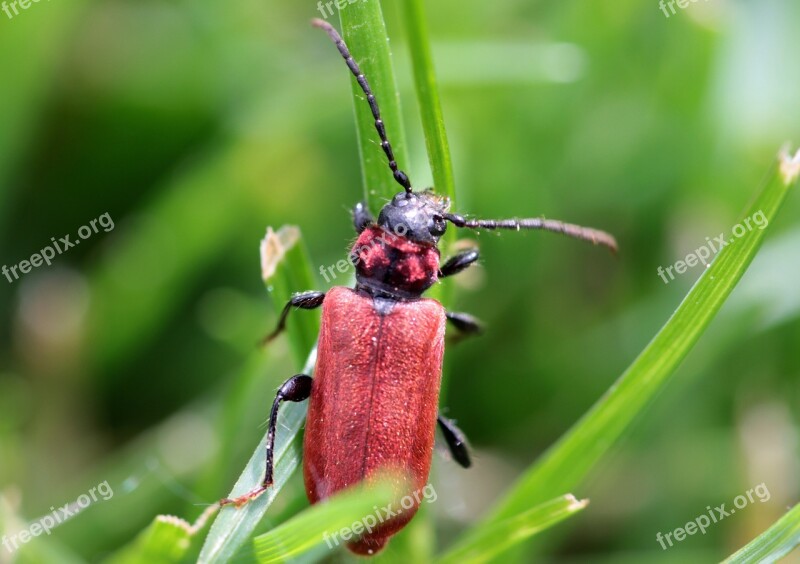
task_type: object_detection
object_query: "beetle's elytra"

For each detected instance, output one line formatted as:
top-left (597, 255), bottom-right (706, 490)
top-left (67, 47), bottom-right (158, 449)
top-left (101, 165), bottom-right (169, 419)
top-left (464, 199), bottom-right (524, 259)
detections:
top-left (220, 18), bottom-right (617, 555)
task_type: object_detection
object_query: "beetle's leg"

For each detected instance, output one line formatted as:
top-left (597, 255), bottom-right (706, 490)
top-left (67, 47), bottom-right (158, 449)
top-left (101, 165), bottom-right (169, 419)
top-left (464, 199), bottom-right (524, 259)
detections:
top-left (439, 248), bottom-right (479, 279)
top-left (220, 374), bottom-right (313, 508)
top-left (262, 291), bottom-right (325, 345)
top-left (437, 415), bottom-right (471, 468)
top-left (446, 311), bottom-right (484, 343)
top-left (353, 201), bottom-right (374, 233)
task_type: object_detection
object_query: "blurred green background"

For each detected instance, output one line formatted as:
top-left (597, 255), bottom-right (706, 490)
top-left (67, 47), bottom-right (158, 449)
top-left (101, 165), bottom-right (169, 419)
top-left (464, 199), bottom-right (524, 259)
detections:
top-left (1, 0), bottom-right (799, 562)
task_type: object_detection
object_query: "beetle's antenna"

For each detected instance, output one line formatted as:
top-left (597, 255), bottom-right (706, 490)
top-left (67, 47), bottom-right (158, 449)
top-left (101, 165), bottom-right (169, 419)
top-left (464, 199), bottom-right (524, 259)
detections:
top-left (443, 213), bottom-right (618, 254)
top-left (312, 18), bottom-right (412, 194)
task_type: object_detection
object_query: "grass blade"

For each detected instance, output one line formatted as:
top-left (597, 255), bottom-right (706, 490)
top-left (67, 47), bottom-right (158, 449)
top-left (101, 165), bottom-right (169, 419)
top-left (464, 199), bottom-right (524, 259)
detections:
top-left (259, 226), bottom-right (321, 366)
top-left (337, 1), bottom-right (409, 211)
top-left (399, 0), bottom-right (457, 209)
top-left (722, 503), bottom-right (800, 564)
top-left (105, 507), bottom-right (216, 564)
top-left (482, 149), bottom-right (800, 529)
top-left (252, 479), bottom-right (398, 562)
top-left (436, 495), bottom-right (588, 564)
top-left (198, 226), bottom-right (319, 563)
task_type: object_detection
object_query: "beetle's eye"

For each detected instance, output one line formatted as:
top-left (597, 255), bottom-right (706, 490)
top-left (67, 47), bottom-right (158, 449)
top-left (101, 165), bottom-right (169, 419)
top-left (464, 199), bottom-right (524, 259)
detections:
top-left (430, 215), bottom-right (447, 237)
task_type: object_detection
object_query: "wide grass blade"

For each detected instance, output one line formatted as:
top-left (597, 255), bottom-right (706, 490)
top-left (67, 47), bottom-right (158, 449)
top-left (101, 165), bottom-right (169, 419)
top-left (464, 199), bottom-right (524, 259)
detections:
top-left (722, 503), bottom-right (800, 564)
top-left (436, 495), bottom-right (588, 564)
top-left (252, 479), bottom-right (398, 562)
top-left (478, 149), bottom-right (800, 540)
top-left (198, 226), bottom-right (319, 563)
top-left (337, 1), bottom-right (409, 212)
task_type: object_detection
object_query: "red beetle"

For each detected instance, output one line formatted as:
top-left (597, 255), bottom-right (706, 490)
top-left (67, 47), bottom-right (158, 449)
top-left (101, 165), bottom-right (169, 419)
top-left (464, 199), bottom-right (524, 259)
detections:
top-left (220, 19), bottom-right (617, 555)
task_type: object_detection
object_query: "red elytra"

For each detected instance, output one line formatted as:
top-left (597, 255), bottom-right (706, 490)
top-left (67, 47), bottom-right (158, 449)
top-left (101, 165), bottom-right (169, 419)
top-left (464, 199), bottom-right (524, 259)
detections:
top-left (304, 286), bottom-right (445, 554)
top-left (217, 18), bottom-right (617, 558)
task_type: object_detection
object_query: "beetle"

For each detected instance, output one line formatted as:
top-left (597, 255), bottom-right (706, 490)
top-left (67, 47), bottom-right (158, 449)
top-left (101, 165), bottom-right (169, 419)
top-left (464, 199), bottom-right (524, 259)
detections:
top-left (219, 18), bottom-right (617, 555)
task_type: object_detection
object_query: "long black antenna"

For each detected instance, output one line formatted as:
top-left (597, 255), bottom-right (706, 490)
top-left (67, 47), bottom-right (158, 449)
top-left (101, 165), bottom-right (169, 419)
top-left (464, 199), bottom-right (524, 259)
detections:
top-left (312, 18), bottom-right (412, 194)
top-left (444, 213), bottom-right (619, 254)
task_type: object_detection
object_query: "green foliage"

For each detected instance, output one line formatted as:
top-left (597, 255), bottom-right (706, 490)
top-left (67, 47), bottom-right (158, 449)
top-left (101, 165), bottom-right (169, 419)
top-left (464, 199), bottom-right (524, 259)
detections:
top-left (1, 1), bottom-right (799, 563)
top-left (107, 510), bottom-right (215, 564)
top-left (485, 154), bottom-right (800, 523)
top-left (723, 503), bottom-right (800, 564)
top-left (198, 227), bottom-right (318, 563)
top-left (436, 495), bottom-right (588, 564)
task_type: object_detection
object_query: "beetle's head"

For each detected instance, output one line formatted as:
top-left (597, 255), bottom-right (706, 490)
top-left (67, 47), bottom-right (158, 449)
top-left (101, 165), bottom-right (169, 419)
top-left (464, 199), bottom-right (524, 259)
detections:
top-left (377, 191), bottom-right (450, 245)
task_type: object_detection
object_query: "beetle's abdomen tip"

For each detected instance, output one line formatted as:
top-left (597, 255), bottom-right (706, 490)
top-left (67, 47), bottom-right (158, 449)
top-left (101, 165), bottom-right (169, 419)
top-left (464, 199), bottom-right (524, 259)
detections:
top-left (347, 536), bottom-right (389, 556)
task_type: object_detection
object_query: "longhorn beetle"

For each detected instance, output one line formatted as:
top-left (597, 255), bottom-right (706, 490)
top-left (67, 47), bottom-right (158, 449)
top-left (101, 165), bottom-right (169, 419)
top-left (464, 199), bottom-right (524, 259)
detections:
top-left (220, 18), bottom-right (618, 555)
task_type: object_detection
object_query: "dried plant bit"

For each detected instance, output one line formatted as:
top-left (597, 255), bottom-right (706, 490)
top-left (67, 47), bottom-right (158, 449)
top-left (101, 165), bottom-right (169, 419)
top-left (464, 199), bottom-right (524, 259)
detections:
top-left (260, 226), bottom-right (300, 282)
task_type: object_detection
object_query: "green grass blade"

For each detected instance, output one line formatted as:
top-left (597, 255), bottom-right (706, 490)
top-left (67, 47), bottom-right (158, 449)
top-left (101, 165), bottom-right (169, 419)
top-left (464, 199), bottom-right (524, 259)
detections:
top-left (337, 2), bottom-right (409, 211)
top-left (105, 507), bottom-right (216, 564)
top-left (437, 495), bottom-right (588, 564)
top-left (483, 149), bottom-right (800, 527)
top-left (252, 479), bottom-right (398, 562)
top-left (399, 0), bottom-right (456, 209)
top-left (107, 517), bottom-right (190, 564)
top-left (260, 226), bottom-right (321, 366)
top-left (722, 503), bottom-right (800, 564)
top-left (197, 349), bottom-right (314, 564)
top-left (198, 226), bottom-right (319, 563)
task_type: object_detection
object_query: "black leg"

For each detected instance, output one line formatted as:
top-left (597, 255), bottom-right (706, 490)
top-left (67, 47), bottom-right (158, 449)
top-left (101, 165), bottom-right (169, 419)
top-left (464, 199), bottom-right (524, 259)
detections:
top-left (446, 311), bottom-right (484, 338)
top-left (439, 249), bottom-right (479, 279)
top-left (352, 201), bottom-right (374, 233)
top-left (437, 415), bottom-right (471, 468)
top-left (220, 374), bottom-right (313, 507)
top-left (262, 291), bottom-right (325, 345)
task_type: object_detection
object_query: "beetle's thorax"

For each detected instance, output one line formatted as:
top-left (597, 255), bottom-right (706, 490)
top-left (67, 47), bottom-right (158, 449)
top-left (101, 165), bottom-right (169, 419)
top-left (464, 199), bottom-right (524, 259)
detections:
top-left (351, 225), bottom-right (440, 300)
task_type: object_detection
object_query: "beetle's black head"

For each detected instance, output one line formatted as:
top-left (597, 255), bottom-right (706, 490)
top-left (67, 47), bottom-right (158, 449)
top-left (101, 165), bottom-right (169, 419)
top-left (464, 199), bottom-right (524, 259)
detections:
top-left (377, 191), bottom-right (450, 245)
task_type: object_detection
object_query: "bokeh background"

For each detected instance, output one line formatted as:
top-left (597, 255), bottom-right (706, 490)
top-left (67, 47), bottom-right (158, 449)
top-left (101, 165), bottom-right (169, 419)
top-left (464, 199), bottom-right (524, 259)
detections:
top-left (1, 0), bottom-right (800, 562)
